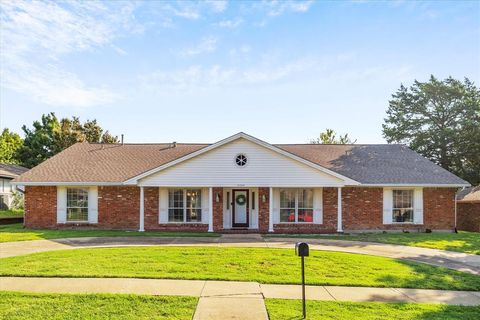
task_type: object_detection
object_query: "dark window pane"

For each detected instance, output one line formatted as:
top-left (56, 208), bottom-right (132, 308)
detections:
top-left (169, 189), bottom-right (184, 208)
top-left (280, 190), bottom-right (295, 208)
top-left (168, 208), bottom-right (183, 222)
top-left (186, 189), bottom-right (201, 208)
top-left (187, 208), bottom-right (202, 222)
top-left (280, 209), bottom-right (295, 222)
top-left (393, 208), bottom-right (413, 223)
top-left (298, 189), bottom-right (313, 208)
top-left (298, 209), bottom-right (313, 223)
top-left (67, 207), bottom-right (88, 222)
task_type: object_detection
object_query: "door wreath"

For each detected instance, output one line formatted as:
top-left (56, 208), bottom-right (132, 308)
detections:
top-left (235, 194), bottom-right (246, 206)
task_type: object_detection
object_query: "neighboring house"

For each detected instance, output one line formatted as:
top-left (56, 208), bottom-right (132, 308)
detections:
top-left (456, 186), bottom-right (480, 232)
top-left (0, 163), bottom-right (28, 210)
top-left (12, 133), bottom-right (469, 233)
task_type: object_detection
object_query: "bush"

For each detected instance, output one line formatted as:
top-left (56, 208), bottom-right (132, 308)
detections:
top-left (11, 191), bottom-right (24, 210)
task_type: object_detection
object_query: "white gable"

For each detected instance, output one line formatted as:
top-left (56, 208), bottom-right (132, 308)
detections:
top-left (139, 138), bottom-right (345, 187)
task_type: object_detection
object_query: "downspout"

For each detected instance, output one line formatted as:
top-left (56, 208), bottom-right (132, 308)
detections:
top-left (454, 187), bottom-right (465, 234)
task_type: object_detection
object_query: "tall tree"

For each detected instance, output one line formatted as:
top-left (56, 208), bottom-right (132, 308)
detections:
top-left (311, 129), bottom-right (356, 144)
top-left (383, 75), bottom-right (480, 185)
top-left (17, 113), bottom-right (60, 168)
top-left (0, 128), bottom-right (23, 164)
top-left (18, 113), bottom-right (119, 168)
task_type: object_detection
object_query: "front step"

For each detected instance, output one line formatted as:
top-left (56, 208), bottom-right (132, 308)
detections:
top-left (221, 229), bottom-right (261, 234)
top-left (220, 233), bottom-right (263, 240)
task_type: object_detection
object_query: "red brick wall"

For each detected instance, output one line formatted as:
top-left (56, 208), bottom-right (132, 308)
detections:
top-left (423, 187), bottom-right (456, 230)
top-left (103, 186), bottom-right (209, 232)
top-left (342, 188), bottom-right (383, 230)
top-left (97, 186), bottom-right (139, 230)
top-left (457, 203), bottom-right (480, 232)
top-left (343, 187), bottom-right (383, 231)
top-left (258, 187), bottom-right (270, 232)
top-left (341, 187), bottom-right (456, 232)
top-left (23, 185), bottom-right (457, 232)
top-left (212, 187), bottom-right (223, 231)
top-left (24, 186), bottom-right (57, 228)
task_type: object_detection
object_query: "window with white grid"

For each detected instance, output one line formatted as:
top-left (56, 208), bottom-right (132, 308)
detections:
top-left (392, 189), bottom-right (414, 223)
top-left (168, 189), bottom-right (202, 223)
top-left (279, 189), bottom-right (313, 223)
top-left (66, 188), bottom-right (89, 222)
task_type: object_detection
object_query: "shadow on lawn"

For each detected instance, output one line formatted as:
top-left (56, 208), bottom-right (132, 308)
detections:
top-left (272, 300), bottom-right (480, 320)
top-left (374, 258), bottom-right (480, 291)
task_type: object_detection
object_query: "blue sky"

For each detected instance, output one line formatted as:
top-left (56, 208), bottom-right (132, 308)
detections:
top-left (1, 0), bottom-right (479, 144)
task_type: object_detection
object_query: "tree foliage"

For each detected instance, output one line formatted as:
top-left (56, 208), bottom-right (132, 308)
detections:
top-left (0, 128), bottom-right (23, 164)
top-left (311, 129), bottom-right (357, 144)
top-left (17, 113), bottom-right (119, 168)
top-left (383, 75), bottom-right (480, 185)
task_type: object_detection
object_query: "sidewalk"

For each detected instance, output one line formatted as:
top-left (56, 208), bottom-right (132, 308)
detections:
top-left (1, 235), bottom-right (479, 275)
top-left (1, 276), bottom-right (479, 306)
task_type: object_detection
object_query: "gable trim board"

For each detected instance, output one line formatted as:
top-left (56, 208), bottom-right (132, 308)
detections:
top-left (124, 132), bottom-right (360, 186)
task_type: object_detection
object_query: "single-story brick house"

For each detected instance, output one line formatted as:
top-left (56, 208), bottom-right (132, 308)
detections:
top-left (12, 132), bottom-right (469, 233)
top-left (456, 186), bottom-right (480, 232)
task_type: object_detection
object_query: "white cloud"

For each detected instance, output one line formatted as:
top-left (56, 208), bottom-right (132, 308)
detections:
top-left (229, 45), bottom-right (251, 56)
top-left (160, 1), bottom-right (227, 21)
top-left (0, 1), bottom-right (138, 107)
top-left (138, 52), bottom-right (414, 94)
top-left (205, 0), bottom-right (228, 13)
top-left (138, 57), bottom-right (316, 91)
top-left (215, 17), bottom-right (243, 28)
top-left (172, 7), bottom-right (200, 20)
top-left (180, 37), bottom-right (218, 57)
top-left (260, 0), bottom-right (314, 17)
top-left (4, 60), bottom-right (118, 107)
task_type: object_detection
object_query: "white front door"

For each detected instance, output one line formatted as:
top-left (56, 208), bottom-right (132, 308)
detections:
top-left (233, 189), bottom-right (249, 227)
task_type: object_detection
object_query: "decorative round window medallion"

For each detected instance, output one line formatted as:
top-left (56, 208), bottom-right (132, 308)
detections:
top-left (235, 154), bottom-right (248, 167)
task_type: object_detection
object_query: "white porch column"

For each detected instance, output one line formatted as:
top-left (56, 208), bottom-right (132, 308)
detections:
top-left (208, 187), bottom-right (214, 232)
top-left (337, 187), bottom-right (343, 233)
top-left (139, 186), bottom-right (145, 232)
top-left (268, 187), bottom-right (274, 232)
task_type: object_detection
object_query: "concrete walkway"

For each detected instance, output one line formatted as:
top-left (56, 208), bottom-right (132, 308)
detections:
top-left (1, 234), bottom-right (479, 275)
top-left (1, 277), bottom-right (479, 313)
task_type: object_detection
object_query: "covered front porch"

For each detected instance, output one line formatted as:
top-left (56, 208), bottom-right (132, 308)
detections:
top-left (137, 186), bottom-right (345, 234)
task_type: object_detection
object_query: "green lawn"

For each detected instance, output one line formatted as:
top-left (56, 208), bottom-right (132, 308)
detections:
top-left (0, 223), bottom-right (219, 242)
top-left (0, 291), bottom-right (197, 320)
top-left (267, 231), bottom-right (480, 255)
top-left (0, 209), bottom-right (23, 218)
top-left (265, 299), bottom-right (480, 320)
top-left (1, 247), bottom-right (479, 290)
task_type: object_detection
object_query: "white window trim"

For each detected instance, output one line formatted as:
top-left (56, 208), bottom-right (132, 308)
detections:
top-left (167, 188), bottom-right (202, 224)
top-left (66, 187), bottom-right (90, 223)
top-left (391, 188), bottom-right (415, 224)
top-left (57, 186), bottom-right (97, 224)
top-left (278, 188), bottom-right (314, 224)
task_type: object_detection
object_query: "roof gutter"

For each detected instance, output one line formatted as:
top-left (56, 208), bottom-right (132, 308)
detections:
top-left (359, 183), bottom-right (471, 188)
top-left (11, 181), bottom-right (122, 186)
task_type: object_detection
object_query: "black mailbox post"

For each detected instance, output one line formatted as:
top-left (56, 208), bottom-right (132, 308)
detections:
top-left (295, 242), bottom-right (309, 318)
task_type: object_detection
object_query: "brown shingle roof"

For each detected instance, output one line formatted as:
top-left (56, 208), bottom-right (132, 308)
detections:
top-left (0, 163), bottom-right (29, 178)
top-left (13, 142), bottom-right (207, 183)
top-left (276, 144), bottom-right (468, 185)
top-left (13, 140), bottom-right (469, 186)
top-left (457, 186), bottom-right (480, 203)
